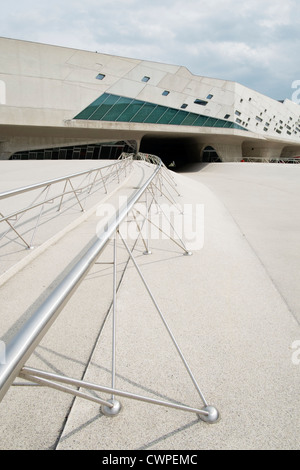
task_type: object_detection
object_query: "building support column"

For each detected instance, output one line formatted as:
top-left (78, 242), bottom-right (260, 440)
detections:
top-left (200, 142), bottom-right (243, 162)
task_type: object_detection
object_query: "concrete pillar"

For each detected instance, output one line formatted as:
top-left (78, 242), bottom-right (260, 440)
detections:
top-left (200, 142), bottom-right (243, 162)
top-left (0, 143), bottom-right (13, 160)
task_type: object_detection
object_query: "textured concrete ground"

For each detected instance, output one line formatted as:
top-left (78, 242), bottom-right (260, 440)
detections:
top-left (181, 162), bottom-right (300, 324)
top-left (0, 160), bottom-right (299, 450)
top-left (0, 160), bottom-right (133, 279)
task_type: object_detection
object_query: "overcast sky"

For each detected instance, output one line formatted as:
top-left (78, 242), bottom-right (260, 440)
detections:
top-left (1, 0), bottom-right (299, 101)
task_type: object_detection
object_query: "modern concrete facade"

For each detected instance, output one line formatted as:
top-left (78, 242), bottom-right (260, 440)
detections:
top-left (1, 36), bottom-right (300, 164)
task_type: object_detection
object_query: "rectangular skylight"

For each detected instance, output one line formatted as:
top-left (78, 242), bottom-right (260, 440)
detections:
top-left (96, 73), bottom-right (105, 80)
top-left (194, 99), bottom-right (208, 106)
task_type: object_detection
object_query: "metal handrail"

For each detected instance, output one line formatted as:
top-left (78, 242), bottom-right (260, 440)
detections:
top-left (0, 157), bottom-right (132, 250)
top-left (0, 158), bottom-right (162, 402)
top-left (0, 159), bottom-right (130, 201)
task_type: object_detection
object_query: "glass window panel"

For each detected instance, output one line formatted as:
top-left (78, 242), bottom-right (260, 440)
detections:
top-left (194, 99), bottom-right (208, 106)
top-left (233, 123), bottom-right (245, 130)
top-left (180, 113), bottom-right (198, 126)
top-left (216, 119), bottom-right (228, 128)
top-left (144, 105), bottom-right (168, 123)
top-left (213, 119), bottom-right (226, 128)
top-left (191, 115), bottom-right (209, 127)
top-left (75, 93), bottom-right (109, 120)
top-left (59, 149), bottom-right (67, 159)
top-left (223, 121), bottom-right (234, 128)
top-left (130, 102), bottom-right (156, 122)
top-left (157, 108), bottom-right (179, 124)
top-left (170, 110), bottom-right (187, 125)
top-left (102, 96), bottom-right (133, 121)
top-left (116, 100), bottom-right (145, 122)
top-left (203, 117), bottom-right (218, 127)
top-left (75, 107), bottom-right (94, 120)
top-left (89, 94), bottom-right (120, 120)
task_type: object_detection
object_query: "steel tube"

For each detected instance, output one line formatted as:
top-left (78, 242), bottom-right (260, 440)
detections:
top-left (0, 211), bottom-right (31, 249)
top-left (0, 159), bottom-right (131, 201)
top-left (111, 236), bottom-right (117, 399)
top-left (0, 159), bottom-right (161, 402)
top-left (0, 163), bottom-right (129, 225)
top-left (19, 367), bottom-right (209, 417)
top-left (119, 233), bottom-right (208, 408)
top-left (19, 370), bottom-right (114, 408)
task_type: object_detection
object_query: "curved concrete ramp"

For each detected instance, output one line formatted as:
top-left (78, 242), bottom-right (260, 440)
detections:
top-left (0, 161), bottom-right (299, 450)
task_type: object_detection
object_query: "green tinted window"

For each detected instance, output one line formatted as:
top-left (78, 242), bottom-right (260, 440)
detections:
top-left (211, 119), bottom-right (221, 128)
top-left (75, 93), bottom-right (109, 120)
top-left (233, 122), bottom-right (244, 130)
top-left (192, 115), bottom-right (209, 126)
top-left (217, 119), bottom-right (227, 127)
top-left (144, 105), bottom-right (168, 123)
top-left (130, 102), bottom-right (156, 122)
top-left (90, 94), bottom-right (120, 120)
top-left (170, 110), bottom-right (188, 125)
top-left (75, 107), bottom-right (95, 120)
top-left (74, 93), bottom-right (247, 131)
top-left (223, 121), bottom-right (234, 128)
top-left (101, 96), bottom-right (133, 121)
top-left (203, 117), bottom-right (218, 127)
top-left (116, 100), bottom-right (145, 122)
top-left (158, 108), bottom-right (179, 124)
top-left (181, 113), bottom-right (198, 126)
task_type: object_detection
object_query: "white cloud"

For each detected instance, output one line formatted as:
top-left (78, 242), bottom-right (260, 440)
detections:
top-left (0, 0), bottom-right (299, 99)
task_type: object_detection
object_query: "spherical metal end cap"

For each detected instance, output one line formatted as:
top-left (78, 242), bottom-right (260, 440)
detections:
top-left (184, 251), bottom-right (193, 256)
top-left (143, 250), bottom-right (152, 255)
top-left (199, 406), bottom-right (220, 424)
top-left (101, 399), bottom-right (122, 417)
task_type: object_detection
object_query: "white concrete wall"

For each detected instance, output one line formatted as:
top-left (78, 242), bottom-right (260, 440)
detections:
top-left (1, 37), bottom-right (300, 161)
top-left (0, 38), bottom-right (139, 126)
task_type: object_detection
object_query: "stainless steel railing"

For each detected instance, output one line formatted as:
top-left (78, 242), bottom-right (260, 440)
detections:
top-left (0, 156), bottom-right (219, 424)
top-left (0, 157), bottom-right (161, 402)
top-left (0, 156), bottom-right (133, 251)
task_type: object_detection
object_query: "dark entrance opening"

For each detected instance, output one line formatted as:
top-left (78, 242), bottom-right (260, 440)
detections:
top-left (139, 136), bottom-right (200, 169)
top-left (202, 146), bottom-right (221, 162)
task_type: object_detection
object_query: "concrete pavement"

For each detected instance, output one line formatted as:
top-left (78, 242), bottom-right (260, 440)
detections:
top-left (0, 160), bottom-right (299, 450)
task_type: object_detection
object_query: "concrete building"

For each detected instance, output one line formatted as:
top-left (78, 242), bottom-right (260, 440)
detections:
top-left (1, 36), bottom-right (300, 165)
top-left (0, 36), bottom-right (300, 451)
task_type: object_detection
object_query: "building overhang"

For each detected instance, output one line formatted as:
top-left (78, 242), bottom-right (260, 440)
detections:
top-left (1, 119), bottom-right (300, 162)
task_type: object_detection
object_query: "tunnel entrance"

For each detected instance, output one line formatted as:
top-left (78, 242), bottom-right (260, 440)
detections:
top-left (139, 136), bottom-right (200, 169)
top-left (202, 146), bottom-right (221, 162)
